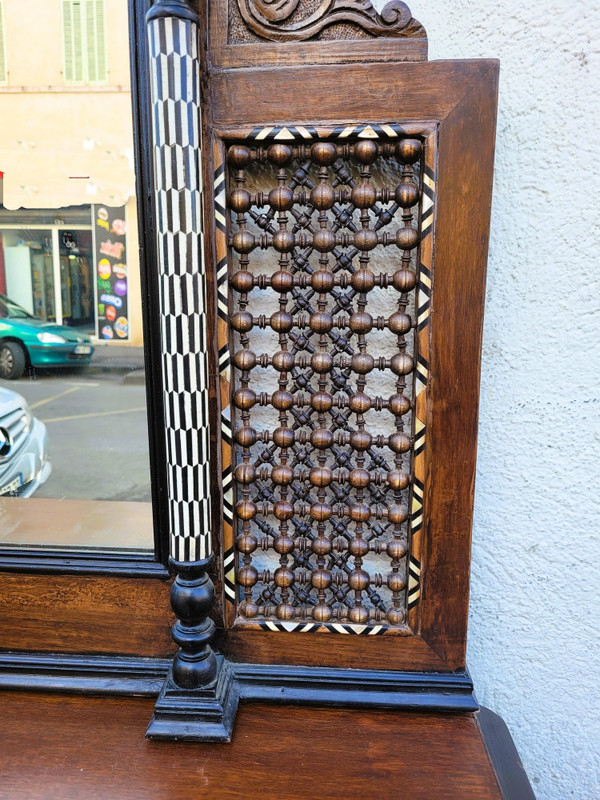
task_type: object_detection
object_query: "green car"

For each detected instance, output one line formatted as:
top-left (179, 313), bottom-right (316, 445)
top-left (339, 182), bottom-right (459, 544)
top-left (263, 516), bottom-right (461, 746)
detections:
top-left (0, 295), bottom-right (94, 380)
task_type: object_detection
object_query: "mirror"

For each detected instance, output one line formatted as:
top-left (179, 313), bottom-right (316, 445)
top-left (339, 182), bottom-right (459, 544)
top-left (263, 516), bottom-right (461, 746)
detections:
top-left (0, 0), bottom-right (153, 551)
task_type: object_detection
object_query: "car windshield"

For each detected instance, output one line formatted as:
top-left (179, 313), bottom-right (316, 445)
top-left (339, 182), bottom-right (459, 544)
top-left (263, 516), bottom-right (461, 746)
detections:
top-left (0, 297), bottom-right (36, 320)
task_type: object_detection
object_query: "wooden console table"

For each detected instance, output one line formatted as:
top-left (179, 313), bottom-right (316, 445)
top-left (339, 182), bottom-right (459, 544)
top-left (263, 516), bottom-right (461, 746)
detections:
top-left (0, 692), bottom-right (533, 799)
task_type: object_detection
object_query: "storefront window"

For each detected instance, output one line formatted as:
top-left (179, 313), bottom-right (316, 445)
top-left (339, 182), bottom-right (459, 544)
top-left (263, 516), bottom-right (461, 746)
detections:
top-left (60, 228), bottom-right (94, 329)
top-left (0, 228), bottom-right (55, 320)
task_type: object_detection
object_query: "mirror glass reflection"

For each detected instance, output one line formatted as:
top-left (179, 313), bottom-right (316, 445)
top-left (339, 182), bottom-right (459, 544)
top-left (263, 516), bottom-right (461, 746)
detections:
top-left (0, 0), bottom-right (153, 550)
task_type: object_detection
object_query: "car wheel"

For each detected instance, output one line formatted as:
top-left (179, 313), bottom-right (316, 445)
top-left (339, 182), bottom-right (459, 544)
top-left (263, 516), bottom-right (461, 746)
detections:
top-left (0, 342), bottom-right (26, 380)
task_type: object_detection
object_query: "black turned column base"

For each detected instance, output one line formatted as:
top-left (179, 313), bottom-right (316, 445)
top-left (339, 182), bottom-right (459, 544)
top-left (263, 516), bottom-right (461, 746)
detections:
top-left (146, 655), bottom-right (239, 742)
top-left (146, 557), bottom-right (238, 741)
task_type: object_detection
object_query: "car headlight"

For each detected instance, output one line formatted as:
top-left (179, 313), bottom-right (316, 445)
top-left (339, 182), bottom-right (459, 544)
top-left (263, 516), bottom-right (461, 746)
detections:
top-left (21, 404), bottom-right (33, 434)
top-left (37, 332), bottom-right (67, 344)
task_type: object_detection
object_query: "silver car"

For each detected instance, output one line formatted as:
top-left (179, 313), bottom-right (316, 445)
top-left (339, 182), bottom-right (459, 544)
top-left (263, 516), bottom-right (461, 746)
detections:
top-left (0, 386), bottom-right (51, 497)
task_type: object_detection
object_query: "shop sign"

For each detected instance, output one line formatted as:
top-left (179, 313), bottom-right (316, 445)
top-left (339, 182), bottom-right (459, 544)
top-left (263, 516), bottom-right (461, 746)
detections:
top-left (93, 205), bottom-right (129, 340)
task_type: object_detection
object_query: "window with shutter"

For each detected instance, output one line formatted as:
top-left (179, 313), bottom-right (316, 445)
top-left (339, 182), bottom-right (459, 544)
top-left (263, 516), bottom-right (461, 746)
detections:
top-left (85, 0), bottom-right (107, 83)
top-left (62, 0), bottom-right (106, 84)
top-left (0, 1), bottom-right (7, 85)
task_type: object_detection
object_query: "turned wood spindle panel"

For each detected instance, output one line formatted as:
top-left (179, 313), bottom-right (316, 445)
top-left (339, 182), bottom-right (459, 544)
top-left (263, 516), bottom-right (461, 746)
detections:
top-left (218, 126), bottom-right (435, 636)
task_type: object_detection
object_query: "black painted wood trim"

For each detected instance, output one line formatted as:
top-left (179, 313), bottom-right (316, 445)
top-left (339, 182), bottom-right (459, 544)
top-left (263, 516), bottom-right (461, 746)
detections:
top-left (0, 652), bottom-right (171, 695)
top-left (0, 651), bottom-right (478, 712)
top-left (478, 707), bottom-right (537, 799)
top-left (236, 664), bottom-right (478, 711)
top-left (146, 657), bottom-right (239, 742)
top-left (146, 0), bottom-right (199, 25)
top-left (0, 548), bottom-right (169, 578)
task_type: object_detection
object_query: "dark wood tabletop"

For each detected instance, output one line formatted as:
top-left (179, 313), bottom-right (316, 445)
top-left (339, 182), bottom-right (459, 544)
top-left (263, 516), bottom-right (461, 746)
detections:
top-left (0, 691), bottom-right (534, 799)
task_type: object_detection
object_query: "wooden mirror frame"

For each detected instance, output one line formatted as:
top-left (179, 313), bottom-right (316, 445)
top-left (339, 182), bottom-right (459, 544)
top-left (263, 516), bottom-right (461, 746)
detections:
top-left (0, 0), bottom-right (169, 578)
top-left (0, 0), bottom-right (177, 690)
top-left (0, 1), bottom-right (499, 738)
top-left (142, 0), bottom-right (499, 741)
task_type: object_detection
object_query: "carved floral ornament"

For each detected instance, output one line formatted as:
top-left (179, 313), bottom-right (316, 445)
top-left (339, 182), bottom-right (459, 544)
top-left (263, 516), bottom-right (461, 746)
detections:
top-left (236, 0), bottom-right (425, 42)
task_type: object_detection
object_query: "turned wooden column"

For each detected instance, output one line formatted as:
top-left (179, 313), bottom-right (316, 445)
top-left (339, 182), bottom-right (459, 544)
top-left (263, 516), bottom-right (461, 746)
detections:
top-left (145, 0), bottom-right (238, 739)
top-left (169, 557), bottom-right (217, 689)
top-left (146, 0), bottom-right (216, 688)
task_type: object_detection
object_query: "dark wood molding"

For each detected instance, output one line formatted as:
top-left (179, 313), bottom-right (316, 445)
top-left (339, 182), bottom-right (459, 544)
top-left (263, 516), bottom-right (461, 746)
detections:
top-left (0, 649), bottom-right (476, 713)
top-left (478, 708), bottom-right (537, 800)
top-left (236, 663), bottom-right (477, 711)
top-left (0, 547), bottom-right (169, 578)
top-left (0, 652), bottom-right (171, 695)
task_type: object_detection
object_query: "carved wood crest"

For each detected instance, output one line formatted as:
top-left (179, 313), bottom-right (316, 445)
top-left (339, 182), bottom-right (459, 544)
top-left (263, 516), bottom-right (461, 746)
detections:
top-left (236, 0), bottom-right (425, 42)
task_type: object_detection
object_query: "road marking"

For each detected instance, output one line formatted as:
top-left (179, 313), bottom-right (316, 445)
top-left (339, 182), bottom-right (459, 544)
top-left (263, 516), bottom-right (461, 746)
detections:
top-left (41, 407), bottom-right (146, 423)
top-left (64, 381), bottom-right (100, 387)
top-left (29, 386), bottom-right (81, 409)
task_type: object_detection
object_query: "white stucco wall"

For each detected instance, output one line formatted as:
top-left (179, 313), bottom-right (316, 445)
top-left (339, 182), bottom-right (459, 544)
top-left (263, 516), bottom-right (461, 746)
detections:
top-left (371, 2), bottom-right (600, 797)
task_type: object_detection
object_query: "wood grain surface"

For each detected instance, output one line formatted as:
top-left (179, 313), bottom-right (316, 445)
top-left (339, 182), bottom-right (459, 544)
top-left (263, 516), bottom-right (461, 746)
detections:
top-left (0, 692), bottom-right (504, 799)
top-left (0, 573), bottom-right (175, 656)
top-left (208, 0), bottom-right (428, 68)
top-left (206, 55), bottom-right (499, 672)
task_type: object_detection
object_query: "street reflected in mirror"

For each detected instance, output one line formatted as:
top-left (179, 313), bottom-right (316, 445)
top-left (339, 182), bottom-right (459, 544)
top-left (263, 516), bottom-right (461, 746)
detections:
top-left (0, 1), bottom-right (153, 550)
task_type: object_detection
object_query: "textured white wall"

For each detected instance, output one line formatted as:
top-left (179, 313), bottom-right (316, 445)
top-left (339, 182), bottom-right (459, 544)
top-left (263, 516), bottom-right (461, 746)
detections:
top-left (371, 2), bottom-right (600, 797)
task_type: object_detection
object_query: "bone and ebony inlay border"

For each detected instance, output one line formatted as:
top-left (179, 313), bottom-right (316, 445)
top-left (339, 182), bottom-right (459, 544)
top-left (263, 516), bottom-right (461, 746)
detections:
top-left (149, 15), bottom-right (212, 563)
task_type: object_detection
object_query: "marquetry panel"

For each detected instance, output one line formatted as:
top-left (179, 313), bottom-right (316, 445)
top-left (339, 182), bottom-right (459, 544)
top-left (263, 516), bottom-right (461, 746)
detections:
top-left (149, 14), bottom-right (212, 563)
top-left (217, 125), bottom-right (435, 635)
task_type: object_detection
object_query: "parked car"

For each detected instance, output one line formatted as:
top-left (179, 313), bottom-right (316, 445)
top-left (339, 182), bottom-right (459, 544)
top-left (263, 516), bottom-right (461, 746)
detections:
top-left (0, 295), bottom-right (94, 380)
top-left (0, 386), bottom-right (51, 497)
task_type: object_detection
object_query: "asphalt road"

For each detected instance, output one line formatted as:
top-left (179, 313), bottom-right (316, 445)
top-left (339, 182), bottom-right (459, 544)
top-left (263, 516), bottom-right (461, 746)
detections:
top-left (0, 366), bottom-right (152, 502)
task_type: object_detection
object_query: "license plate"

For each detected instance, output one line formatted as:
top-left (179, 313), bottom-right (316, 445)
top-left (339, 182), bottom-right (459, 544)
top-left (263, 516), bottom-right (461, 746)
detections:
top-left (0, 474), bottom-right (23, 495)
top-left (74, 345), bottom-right (92, 354)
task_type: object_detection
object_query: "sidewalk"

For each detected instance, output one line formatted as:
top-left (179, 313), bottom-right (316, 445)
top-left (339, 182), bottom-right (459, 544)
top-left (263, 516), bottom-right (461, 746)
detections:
top-left (89, 344), bottom-right (146, 384)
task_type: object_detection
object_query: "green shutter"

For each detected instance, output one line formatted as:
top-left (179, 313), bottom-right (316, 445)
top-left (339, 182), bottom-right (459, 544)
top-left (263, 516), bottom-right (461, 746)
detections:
top-left (94, 1), bottom-right (107, 82)
top-left (62, 0), bottom-right (83, 83)
top-left (62, 1), bottom-right (73, 81)
top-left (63, 0), bottom-right (105, 85)
top-left (0, 2), bottom-right (7, 84)
top-left (85, 0), bottom-right (107, 83)
top-left (72, 2), bottom-right (83, 81)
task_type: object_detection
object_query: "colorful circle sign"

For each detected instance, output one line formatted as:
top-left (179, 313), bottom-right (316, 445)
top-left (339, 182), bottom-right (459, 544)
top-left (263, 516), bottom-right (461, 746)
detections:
top-left (111, 218), bottom-right (127, 237)
top-left (114, 316), bottom-right (128, 339)
top-left (114, 279), bottom-right (127, 297)
top-left (98, 259), bottom-right (111, 280)
top-left (101, 325), bottom-right (113, 339)
top-left (100, 293), bottom-right (122, 308)
top-left (105, 305), bottom-right (117, 322)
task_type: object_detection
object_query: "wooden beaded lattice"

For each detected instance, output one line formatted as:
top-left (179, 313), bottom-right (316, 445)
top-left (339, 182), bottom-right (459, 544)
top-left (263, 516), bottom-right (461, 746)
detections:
top-left (225, 134), bottom-right (426, 631)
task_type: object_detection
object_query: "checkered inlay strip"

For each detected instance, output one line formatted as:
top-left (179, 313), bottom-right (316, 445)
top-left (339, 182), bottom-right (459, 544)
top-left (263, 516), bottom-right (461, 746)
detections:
top-left (148, 15), bottom-right (211, 563)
